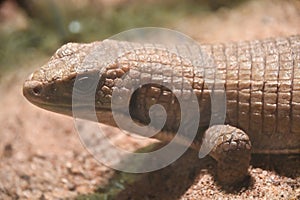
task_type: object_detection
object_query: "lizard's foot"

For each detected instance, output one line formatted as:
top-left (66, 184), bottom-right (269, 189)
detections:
top-left (207, 125), bottom-right (251, 185)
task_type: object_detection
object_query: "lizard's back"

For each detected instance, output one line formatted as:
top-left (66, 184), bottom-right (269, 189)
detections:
top-left (123, 35), bottom-right (300, 154)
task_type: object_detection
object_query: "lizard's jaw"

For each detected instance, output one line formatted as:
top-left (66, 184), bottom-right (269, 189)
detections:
top-left (23, 76), bottom-right (116, 126)
top-left (23, 74), bottom-right (74, 117)
top-left (23, 73), bottom-right (111, 121)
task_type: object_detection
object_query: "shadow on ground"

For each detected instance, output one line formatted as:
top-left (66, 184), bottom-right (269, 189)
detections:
top-left (76, 143), bottom-right (299, 200)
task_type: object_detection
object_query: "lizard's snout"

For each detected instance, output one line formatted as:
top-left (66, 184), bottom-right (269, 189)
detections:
top-left (23, 79), bottom-right (44, 102)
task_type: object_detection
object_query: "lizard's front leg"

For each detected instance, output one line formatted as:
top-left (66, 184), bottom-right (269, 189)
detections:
top-left (206, 125), bottom-right (252, 185)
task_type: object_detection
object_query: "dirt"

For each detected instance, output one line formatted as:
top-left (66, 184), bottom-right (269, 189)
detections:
top-left (0, 0), bottom-right (299, 199)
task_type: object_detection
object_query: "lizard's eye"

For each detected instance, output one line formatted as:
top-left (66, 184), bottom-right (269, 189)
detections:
top-left (73, 74), bottom-right (99, 94)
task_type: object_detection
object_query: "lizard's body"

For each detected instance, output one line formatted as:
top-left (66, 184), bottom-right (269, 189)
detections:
top-left (23, 35), bottom-right (300, 185)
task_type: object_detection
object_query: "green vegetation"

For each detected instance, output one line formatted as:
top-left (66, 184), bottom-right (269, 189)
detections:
top-left (0, 0), bottom-right (213, 73)
top-left (0, 0), bottom-right (247, 74)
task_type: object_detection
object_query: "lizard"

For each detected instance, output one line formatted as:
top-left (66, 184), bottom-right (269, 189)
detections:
top-left (23, 35), bottom-right (300, 185)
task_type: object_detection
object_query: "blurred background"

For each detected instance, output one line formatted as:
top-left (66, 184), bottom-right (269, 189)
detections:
top-left (1, 0), bottom-right (299, 74)
top-left (0, 0), bottom-right (299, 199)
top-left (1, 0), bottom-right (245, 74)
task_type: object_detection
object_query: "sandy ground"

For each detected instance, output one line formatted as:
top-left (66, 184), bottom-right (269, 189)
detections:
top-left (0, 0), bottom-right (299, 199)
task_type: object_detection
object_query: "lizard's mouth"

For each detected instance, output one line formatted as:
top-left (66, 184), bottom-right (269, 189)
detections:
top-left (23, 78), bottom-right (111, 119)
top-left (23, 79), bottom-right (73, 116)
top-left (23, 75), bottom-right (76, 112)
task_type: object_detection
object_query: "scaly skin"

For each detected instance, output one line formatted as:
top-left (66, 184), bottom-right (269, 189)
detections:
top-left (23, 35), bottom-right (300, 185)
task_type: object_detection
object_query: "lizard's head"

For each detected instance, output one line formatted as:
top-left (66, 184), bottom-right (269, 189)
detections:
top-left (23, 41), bottom-right (115, 120)
top-left (23, 39), bottom-right (190, 127)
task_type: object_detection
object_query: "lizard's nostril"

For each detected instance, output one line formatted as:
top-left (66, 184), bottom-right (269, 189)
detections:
top-left (23, 80), bottom-right (43, 98)
top-left (32, 85), bottom-right (42, 95)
